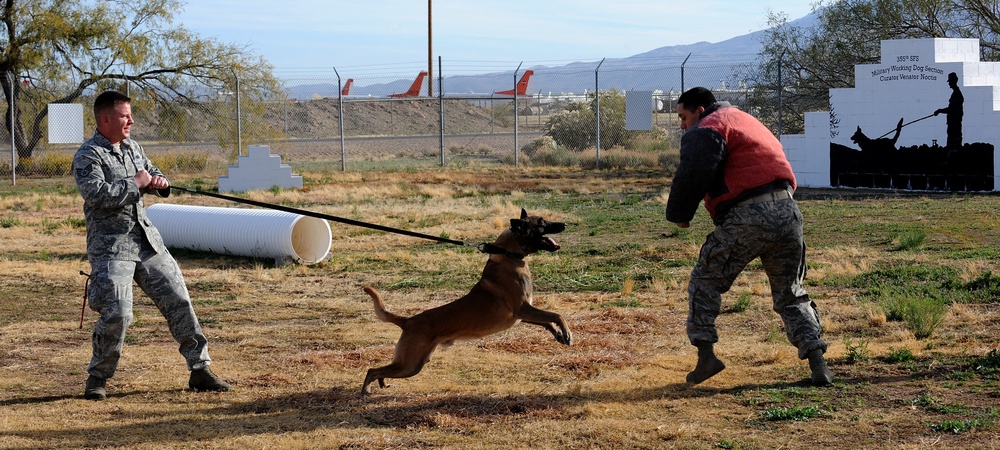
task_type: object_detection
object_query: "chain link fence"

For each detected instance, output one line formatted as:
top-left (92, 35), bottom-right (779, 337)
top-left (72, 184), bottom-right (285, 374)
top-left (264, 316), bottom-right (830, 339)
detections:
top-left (2, 57), bottom-right (769, 182)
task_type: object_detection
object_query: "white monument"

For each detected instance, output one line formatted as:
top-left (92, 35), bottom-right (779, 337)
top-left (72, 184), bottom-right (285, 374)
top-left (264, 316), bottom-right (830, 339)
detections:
top-left (782, 38), bottom-right (999, 192)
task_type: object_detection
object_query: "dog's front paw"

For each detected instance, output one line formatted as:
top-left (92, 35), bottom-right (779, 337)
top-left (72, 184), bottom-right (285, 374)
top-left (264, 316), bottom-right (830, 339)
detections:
top-left (559, 332), bottom-right (573, 346)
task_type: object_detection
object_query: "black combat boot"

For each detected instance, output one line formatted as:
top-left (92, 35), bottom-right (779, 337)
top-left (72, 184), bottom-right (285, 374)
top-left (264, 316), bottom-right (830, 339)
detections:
top-left (807, 349), bottom-right (834, 386)
top-left (84, 375), bottom-right (107, 401)
top-left (687, 342), bottom-right (726, 385)
top-left (189, 367), bottom-right (232, 392)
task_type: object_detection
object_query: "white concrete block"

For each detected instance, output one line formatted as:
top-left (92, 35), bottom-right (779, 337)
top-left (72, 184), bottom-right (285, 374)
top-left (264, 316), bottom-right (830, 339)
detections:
top-left (217, 144), bottom-right (304, 193)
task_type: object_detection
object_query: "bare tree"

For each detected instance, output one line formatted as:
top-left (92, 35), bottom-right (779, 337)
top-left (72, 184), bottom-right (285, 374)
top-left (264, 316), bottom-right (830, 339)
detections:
top-left (0, 0), bottom-right (282, 159)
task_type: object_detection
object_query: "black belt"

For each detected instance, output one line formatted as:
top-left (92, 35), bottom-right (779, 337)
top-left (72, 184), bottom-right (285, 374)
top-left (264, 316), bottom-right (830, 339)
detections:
top-left (735, 188), bottom-right (792, 207)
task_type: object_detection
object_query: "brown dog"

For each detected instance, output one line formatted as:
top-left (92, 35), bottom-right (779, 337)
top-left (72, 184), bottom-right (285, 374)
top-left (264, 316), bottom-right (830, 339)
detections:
top-left (361, 209), bottom-right (572, 394)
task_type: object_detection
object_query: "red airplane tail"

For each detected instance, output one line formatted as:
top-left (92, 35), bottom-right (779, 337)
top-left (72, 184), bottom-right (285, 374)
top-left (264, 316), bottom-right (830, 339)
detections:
top-left (495, 70), bottom-right (534, 96)
top-left (341, 78), bottom-right (354, 96)
top-left (389, 71), bottom-right (428, 98)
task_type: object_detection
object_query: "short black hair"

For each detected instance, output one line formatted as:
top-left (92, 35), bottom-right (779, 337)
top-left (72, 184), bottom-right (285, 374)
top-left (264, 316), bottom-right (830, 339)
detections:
top-left (93, 90), bottom-right (131, 117)
top-left (677, 87), bottom-right (716, 111)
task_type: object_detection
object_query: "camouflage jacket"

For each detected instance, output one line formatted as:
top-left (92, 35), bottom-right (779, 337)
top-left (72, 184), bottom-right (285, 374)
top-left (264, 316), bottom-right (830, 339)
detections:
top-left (73, 131), bottom-right (170, 262)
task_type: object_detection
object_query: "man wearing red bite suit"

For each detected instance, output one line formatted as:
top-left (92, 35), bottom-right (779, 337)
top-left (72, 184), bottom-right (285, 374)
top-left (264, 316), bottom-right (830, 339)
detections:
top-left (665, 87), bottom-right (833, 387)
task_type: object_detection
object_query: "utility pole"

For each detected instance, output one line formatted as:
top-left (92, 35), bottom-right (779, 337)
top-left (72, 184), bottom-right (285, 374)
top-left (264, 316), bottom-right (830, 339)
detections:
top-left (427, 0), bottom-right (434, 97)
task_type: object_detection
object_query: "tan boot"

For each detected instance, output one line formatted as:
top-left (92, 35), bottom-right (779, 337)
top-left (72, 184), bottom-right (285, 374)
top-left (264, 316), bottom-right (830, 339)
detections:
top-left (84, 375), bottom-right (107, 401)
top-left (687, 342), bottom-right (726, 385)
top-left (808, 349), bottom-right (834, 386)
top-left (189, 367), bottom-right (232, 392)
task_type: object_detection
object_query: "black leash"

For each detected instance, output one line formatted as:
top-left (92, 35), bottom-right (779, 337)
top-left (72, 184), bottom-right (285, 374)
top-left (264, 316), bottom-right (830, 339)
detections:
top-left (876, 113), bottom-right (936, 138)
top-left (168, 186), bottom-right (509, 255)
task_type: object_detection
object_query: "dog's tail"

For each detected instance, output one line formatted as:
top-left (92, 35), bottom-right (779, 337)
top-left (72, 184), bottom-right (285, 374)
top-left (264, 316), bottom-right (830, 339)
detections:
top-left (363, 286), bottom-right (407, 328)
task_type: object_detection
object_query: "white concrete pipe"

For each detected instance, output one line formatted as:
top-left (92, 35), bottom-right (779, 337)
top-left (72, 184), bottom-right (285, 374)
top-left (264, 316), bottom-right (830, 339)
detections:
top-left (146, 204), bottom-right (332, 265)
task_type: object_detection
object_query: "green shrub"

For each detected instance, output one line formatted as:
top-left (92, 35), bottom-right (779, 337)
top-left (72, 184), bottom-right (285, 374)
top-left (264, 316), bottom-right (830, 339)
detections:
top-left (30, 152), bottom-right (74, 176)
top-left (545, 106), bottom-right (594, 151)
top-left (579, 147), bottom-right (660, 170)
top-left (880, 296), bottom-right (907, 322)
top-left (892, 229), bottom-right (927, 251)
top-left (151, 152), bottom-right (209, 172)
top-left (902, 297), bottom-right (948, 339)
top-left (0, 215), bottom-right (21, 228)
top-left (843, 337), bottom-right (870, 363)
top-left (544, 90), bottom-right (642, 151)
top-left (881, 347), bottom-right (916, 363)
top-left (527, 146), bottom-right (580, 167)
top-left (658, 151), bottom-right (681, 176)
top-left (521, 136), bottom-right (559, 158)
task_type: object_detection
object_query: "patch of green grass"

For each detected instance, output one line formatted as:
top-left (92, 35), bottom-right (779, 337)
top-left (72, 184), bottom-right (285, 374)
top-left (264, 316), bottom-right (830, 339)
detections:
top-left (943, 247), bottom-right (1000, 260)
top-left (0, 215), bottom-right (21, 228)
top-left (724, 292), bottom-right (752, 313)
top-left (843, 337), bottom-right (871, 363)
top-left (891, 229), bottom-right (926, 251)
top-left (930, 419), bottom-right (983, 434)
top-left (834, 262), bottom-right (999, 305)
top-left (191, 280), bottom-right (227, 292)
top-left (913, 394), bottom-right (969, 415)
top-left (963, 271), bottom-right (1000, 301)
top-left (600, 299), bottom-right (643, 308)
top-left (192, 299), bottom-right (223, 307)
top-left (881, 347), bottom-right (916, 364)
top-left (760, 405), bottom-right (823, 421)
top-left (972, 349), bottom-right (1000, 370)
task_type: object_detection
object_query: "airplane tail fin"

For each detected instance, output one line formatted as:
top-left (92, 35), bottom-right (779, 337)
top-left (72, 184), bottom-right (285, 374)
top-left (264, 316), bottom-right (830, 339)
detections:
top-left (390, 71), bottom-right (428, 98)
top-left (341, 78), bottom-right (354, 96)
top-left (495, 70), bottom-right (534, 96)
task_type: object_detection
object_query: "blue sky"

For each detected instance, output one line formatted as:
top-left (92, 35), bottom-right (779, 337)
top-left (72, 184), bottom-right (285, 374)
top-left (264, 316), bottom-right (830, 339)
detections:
top-left (174, 1), bottom-right (816, 77)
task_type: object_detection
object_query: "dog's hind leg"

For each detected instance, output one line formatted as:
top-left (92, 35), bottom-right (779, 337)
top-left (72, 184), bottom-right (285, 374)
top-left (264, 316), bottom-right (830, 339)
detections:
top-left (516, 303), bottom-right (572, 345)
top-left (361, 333), bottom-right (436, 395)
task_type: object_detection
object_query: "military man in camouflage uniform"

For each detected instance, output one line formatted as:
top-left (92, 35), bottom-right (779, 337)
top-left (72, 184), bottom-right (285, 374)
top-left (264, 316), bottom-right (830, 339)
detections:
top-left (666, 87), bottom-right (834, 387)
top-left (73, 90), bottom-right (231, 400)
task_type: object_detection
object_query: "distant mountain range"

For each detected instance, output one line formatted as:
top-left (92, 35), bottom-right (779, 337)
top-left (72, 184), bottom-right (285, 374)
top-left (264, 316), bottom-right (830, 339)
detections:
top-left (285, 12), bottom-right (819, 100)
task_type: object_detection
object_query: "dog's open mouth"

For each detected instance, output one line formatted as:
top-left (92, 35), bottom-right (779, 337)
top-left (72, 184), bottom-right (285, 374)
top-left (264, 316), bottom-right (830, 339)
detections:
top-left (541, 236), bottom-right (561, 251)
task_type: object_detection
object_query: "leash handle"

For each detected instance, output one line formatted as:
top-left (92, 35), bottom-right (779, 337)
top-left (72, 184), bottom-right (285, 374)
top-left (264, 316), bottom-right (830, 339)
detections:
top-left (79, 271), bottom-right (91, 329)
top-left (169, 185), bottom-right (476, 249)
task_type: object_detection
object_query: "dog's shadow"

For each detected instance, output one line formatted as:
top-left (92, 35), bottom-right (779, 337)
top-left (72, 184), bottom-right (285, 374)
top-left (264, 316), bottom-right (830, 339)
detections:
top-left (2, 378), bottom-right (836, 446)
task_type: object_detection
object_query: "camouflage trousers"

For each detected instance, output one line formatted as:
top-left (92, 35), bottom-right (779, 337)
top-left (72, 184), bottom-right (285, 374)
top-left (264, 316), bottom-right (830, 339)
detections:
top-left (87, 250), bottom-right (211, 379)
top-left (686, 197), bottom-right (827, 359)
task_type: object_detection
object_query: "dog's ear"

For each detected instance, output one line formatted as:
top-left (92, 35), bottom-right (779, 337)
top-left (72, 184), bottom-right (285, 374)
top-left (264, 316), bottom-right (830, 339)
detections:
top-left (520, 208), bottom-right (528, 220)
top-left (510, 218), bottom-right (524, 231)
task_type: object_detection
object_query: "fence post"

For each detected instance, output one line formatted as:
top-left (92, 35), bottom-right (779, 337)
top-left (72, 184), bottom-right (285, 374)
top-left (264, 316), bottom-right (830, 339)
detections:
top-left (514, 62), bottom-right (522, 167)
top-left (680, 53), bottom-right (691, 93)
top-left (229, 67), bottom-right (242, 156)
top-left (778, 51), bottom-right (784, 138)
top-left (594, 58), bottom-right (605, 169)
top-left (8, 72), bottom-right (14, 186)
top-left (334, 67), bottom-right (346, 171)
top-left (438, 56), bottom-right (445, 166)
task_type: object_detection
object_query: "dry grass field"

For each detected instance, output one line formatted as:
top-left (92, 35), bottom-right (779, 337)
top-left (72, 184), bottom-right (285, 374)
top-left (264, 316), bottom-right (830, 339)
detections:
top-left (1, 165), bottom-right (999, 449)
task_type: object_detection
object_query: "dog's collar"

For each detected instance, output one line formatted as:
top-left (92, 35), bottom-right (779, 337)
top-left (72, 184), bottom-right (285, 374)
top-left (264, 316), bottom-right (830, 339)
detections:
top-left (479, 243), bottom-right (526, 260)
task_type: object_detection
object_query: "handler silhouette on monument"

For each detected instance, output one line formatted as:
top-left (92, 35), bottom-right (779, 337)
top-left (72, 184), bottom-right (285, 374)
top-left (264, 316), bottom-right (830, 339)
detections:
top-left (933, 72), bottom-right (963, 149)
